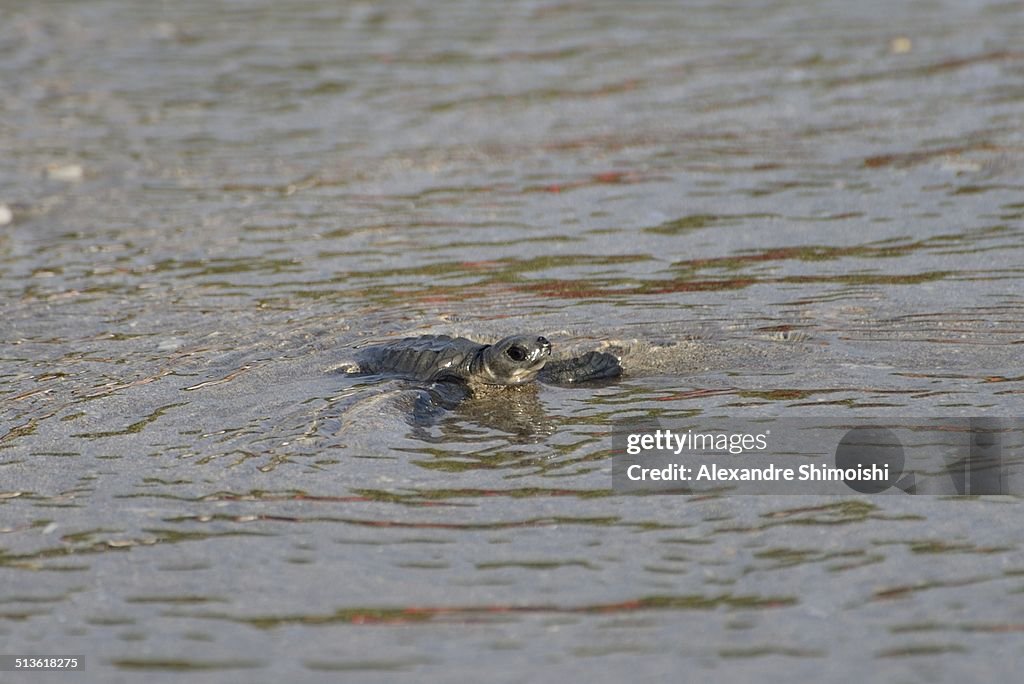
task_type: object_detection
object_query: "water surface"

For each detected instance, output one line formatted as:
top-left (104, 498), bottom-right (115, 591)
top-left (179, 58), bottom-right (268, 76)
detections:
top-left (2, 1), bottom-right (1024, 681)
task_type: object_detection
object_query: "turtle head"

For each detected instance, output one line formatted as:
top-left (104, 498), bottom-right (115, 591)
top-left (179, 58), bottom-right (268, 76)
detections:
top-left (477, 335), bottom-right (552, 385)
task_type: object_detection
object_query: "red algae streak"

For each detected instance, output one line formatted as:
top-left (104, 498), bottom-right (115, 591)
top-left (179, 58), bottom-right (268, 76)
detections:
top-left (526, 170), bottom-right (654, 194)
top-left (237, 594), bottom-right (797, 627)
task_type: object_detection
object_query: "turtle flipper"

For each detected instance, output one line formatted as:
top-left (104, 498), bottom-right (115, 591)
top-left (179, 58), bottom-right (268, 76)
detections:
top-left (539, 351), bottom-right (622, 385)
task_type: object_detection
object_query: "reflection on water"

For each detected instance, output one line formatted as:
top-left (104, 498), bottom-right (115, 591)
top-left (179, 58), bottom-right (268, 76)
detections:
top-left (2, 0), bottom-right (1024, 679)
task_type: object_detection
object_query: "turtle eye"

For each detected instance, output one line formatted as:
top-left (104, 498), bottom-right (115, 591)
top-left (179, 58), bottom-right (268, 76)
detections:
top-left (506, 345), bottom-right (528, 362)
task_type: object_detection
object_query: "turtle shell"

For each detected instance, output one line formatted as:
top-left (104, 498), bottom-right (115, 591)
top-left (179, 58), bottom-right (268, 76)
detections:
top-left (359, 335), bottom-right (483, 382)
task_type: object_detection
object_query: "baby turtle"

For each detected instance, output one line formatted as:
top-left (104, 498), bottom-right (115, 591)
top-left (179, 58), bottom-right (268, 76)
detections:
top-left (347, 334), bottom-right (621, 387)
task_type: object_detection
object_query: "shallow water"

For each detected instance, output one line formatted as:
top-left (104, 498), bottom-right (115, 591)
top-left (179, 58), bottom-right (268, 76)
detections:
top-left (2, 1), bottom-right (1024, 681)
